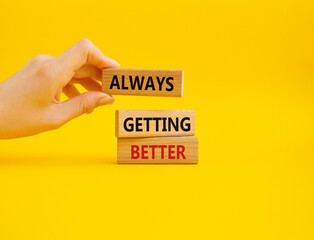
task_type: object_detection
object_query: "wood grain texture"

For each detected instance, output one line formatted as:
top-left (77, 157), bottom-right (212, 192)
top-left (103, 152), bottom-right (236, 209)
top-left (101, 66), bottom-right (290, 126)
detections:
top-left (117, 137), bottom-right (198, 164)
top-left (102, 68), bottom-right (183, 97)
top-left (115, 110), bottom-right (195, 138)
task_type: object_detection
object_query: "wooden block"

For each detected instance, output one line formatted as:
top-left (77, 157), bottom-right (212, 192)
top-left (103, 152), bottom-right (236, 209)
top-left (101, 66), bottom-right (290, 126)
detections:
top-left (102, 68), bottom-right (183, 97)
top-left (116, 110), bottom-right (195, 138)
top-left (117, 137), bottom-right (198, 164)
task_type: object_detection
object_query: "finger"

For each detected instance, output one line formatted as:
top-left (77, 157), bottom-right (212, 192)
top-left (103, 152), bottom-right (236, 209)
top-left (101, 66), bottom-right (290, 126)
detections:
top-left (70, 77), bottom-right (102, 92)
top-left (74, 63), bottom-right (102, 81)
top-left (54, 39), bottom-right (119, 77)
top-left (57, 92), bottom-right (115, 124)
top-left (55, 89), bottom-right (62, 101)
top-left (62, 83), bottom-right (81, 98)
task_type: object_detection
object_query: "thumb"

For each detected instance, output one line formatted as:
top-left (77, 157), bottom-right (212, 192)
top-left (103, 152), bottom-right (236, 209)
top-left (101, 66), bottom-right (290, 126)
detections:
top-left (58, 91), bottom-right (115, 123)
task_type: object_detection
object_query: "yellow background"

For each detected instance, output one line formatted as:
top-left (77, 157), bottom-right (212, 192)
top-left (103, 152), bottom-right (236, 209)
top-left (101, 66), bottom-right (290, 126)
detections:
top-left (1, 0), bottom-right (314, 239)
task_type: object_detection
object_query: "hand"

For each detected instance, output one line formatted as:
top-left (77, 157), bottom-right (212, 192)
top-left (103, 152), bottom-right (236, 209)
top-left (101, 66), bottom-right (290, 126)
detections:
top-left (0, 39), bottom-right (119, 139)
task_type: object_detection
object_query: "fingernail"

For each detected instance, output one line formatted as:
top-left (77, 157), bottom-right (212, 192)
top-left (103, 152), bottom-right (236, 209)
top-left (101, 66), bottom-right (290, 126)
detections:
top-left (98, 95), bottom-right (115, 106)
top-left (110, 59), bottom-right (120, 67)
top-left (98, 92), bottom-right (111, 99)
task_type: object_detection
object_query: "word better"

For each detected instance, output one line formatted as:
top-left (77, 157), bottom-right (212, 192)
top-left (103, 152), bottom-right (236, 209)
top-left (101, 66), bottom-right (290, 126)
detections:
top-left (131, 145), bottom-right (186, 160)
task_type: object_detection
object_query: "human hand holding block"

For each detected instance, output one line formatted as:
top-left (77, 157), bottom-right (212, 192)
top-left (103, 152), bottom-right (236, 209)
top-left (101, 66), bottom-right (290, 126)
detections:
top-left (0, 39), bottom-right (118, 139)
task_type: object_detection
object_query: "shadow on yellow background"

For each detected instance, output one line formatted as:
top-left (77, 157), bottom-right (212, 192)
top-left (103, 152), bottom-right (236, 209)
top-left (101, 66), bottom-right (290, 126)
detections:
top-left (1, 0), bottom-right (314, 239)
top-left (0, 156), bottom-right (116, 166)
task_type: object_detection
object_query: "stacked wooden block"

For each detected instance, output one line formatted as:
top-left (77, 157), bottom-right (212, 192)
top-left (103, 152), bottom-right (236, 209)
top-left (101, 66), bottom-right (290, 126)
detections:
top-left (102, 68), bottom-right (199, 164)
